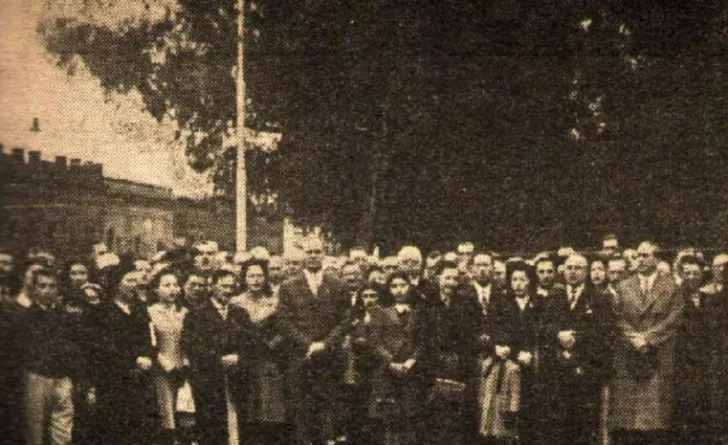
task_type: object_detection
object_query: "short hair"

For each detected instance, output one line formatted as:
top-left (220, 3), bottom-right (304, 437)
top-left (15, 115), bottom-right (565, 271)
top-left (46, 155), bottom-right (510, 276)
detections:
top-left (386, 271), bottom-right (411, 287)
top-left (679, 255), bottom-right (705, 271)
top-left (397, 246), bottom-right (423, 263)
top-left (603, 233), bottom-right (618, 243)
top-left (435, 260), bottom-right (459, 277)
top-left (426, 250), bottom-right (442, 261)
top-left (564, 254), bottom-right (588, 267)
top-left (211, 268), bottom-right (237, 285)
top-left (472, 252), bottom-right (493, 264)
top-left (149, 268), bottom-right (180, 292)
top-left (365, 265), bottom-right (384, 280)
top-left (638, 241), bottom-right (660, 253)
top-left (534, 256), bottom-right (555, 270)
top-left (30, 267), bottom-right (57, 287)
top-left (184, 270), bottom-right (206, 283)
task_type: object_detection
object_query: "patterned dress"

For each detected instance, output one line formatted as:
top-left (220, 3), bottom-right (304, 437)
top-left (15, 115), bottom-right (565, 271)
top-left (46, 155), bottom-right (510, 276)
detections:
top-left (148, 303), bottom-right (189, 429)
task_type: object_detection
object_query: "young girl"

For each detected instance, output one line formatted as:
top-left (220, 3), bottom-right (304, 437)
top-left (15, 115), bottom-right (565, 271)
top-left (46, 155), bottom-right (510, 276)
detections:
top-left (148, 270), bottom-right (190, 445)
top-left (368, 272), bottom-right (424, 445)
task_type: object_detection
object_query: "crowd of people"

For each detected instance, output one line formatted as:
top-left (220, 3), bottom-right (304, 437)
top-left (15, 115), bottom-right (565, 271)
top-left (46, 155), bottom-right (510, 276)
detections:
top-left (1, 233), bottom-right (727, 445)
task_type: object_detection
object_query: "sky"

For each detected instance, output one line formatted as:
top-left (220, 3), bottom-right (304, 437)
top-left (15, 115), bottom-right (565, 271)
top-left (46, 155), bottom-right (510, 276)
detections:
top-left (0, 0), bottom-right (211, 196)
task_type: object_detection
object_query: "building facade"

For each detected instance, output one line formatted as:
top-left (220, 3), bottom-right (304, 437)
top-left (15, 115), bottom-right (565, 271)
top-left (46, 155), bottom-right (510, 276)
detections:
top-left (0, 145), bottom-right (283, 262)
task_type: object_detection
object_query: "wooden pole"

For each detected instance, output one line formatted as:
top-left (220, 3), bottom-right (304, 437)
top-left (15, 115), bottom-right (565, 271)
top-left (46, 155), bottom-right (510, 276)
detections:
top-left (235, 0), bottom-right (247, 251)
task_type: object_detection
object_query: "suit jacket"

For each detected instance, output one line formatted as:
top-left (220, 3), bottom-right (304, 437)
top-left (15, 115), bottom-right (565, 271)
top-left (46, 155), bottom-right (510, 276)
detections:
top-left (91, 300), bottom-right (155, 384)
top-left (674, 287), bottom-right (723, 427)
top-left (90, 300), bottom-right (156, 444)
top-left (277, 271), bottom-right (350, 359)
top-left (541, 284), bottom-right (614, 385)
top-left (459, 283), bottom-right (508, 356)
top-left (181, 299), bottom-right (250, 401)
top-left (421, 289), bottom-right (482, 383)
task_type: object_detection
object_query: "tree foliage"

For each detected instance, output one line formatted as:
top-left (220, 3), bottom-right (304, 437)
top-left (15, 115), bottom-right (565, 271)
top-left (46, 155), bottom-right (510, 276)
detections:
top-left (38, 0), bottom-right (728, 252)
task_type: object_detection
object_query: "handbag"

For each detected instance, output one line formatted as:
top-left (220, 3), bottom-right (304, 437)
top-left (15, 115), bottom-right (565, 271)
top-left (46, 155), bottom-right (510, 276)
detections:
top-left (176, 380), bottom-right (196, 413)
top-left (429, 378), bottom-right (466, 405)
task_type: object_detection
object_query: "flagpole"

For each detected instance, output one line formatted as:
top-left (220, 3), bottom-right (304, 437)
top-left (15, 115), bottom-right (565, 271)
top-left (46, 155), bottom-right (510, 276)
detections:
top-left (235, 0), bottom-right (247, 251)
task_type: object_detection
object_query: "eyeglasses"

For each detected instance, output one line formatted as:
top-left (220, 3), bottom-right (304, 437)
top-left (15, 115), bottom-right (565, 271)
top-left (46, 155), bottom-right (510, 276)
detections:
top-left (304, 249), bottom-right (323, 255)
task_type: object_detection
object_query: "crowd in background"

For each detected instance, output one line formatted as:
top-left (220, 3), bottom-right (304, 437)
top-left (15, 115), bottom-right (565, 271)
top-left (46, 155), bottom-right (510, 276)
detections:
top-left (1, 233), bottom-right (727, 445)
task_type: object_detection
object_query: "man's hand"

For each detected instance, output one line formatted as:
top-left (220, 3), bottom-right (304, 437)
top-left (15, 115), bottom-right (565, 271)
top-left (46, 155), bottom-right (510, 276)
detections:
top-left (403, 358), bottom-right (416, 371)
top-left (631, 334), bottom-right (647, 350)
top-left (495, 345), bottom-right (511, 360)
top-left (136, 356), bottom-right (153, 371)
top-left (87, 387), bottom-right (96, 406)
top-left (389, 362), bottom-right (407, 376)
top-left (517, 351), bottom-right (533, 366)
top-left (306, 342), bottom-right (326, 359)
top-left (558, 330), bottom-right (576, 350)
top-left (221, 354), bottom-right (239, 368)
top-left (158, 356), bottom-right (175, 373)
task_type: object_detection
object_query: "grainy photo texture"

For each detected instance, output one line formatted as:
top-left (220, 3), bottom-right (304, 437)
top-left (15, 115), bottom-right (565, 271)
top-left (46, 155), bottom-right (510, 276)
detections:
top-left (1, 1), bottom-right (727, 445)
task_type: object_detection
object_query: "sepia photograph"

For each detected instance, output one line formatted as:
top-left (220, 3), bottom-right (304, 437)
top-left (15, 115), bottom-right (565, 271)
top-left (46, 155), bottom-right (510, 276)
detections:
top-left (1, 1), bottom-right (727, 445)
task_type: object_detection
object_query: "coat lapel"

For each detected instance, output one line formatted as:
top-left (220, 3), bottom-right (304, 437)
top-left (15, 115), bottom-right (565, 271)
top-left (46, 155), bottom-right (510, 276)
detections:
top-left (639, 275), bottom-right (673, 317)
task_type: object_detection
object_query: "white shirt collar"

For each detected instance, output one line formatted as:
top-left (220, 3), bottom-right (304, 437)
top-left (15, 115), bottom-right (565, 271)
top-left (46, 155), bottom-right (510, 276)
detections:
top-left (639, 272), bottom-right (658, 292)
top-left (114, 300), bottom-right (131, 315)
top-left (472, 281), bottom-right (491, 304)
top-left (304, 269), bottom-right (323, 293)
top-left (566, 284), bottom-right (585, 297)
top-left (395, 303), bottom-right (411, 314)
top-left (515, 295), bottom-right (530, 311)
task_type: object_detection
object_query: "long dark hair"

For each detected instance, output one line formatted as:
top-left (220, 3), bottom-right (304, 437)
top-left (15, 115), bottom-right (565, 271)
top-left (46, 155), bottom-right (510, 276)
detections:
top-left (239, 258), bottom-right (272, 296)
top-left (587, 257), bottom-right (608, 291)
top-left (385, 271), bottom-right (412, 306)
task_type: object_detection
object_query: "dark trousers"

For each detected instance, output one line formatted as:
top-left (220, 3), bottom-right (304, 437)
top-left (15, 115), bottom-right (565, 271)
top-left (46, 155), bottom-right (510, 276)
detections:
top-left (335, 383), bottom-right (371, 445)
top-left (425, 398), bottom-right (465, 445)
top-left (241, 422), bottom-right (292, 445)
top-left (289, 367), bottom-right (340, 445)
top-left (612, 429), bottom-right (676, 445)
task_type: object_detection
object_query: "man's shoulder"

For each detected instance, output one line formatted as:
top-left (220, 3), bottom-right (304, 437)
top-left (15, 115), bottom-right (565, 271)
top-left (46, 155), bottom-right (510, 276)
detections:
top-left (617, 274), bottom-right (639, 292)
top-left (279, 274), bottom-right (306, 291)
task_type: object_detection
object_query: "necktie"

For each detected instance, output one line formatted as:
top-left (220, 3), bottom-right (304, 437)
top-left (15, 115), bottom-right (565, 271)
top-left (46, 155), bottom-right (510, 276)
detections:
top-left (569, 288), bottom-right (578, 308)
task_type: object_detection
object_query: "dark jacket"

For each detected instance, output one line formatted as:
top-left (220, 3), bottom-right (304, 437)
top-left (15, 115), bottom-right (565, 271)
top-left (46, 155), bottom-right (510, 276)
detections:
top-left (90, 299), bottom-right (156, 445)
top-left (181, 299), bottom-right (251, 444)
top-left (21, 301), bottom-right (84, 378)
top-left (541, 284), bottom-right (614, 385)
top-left (367, 305), bottom-right (426, 418)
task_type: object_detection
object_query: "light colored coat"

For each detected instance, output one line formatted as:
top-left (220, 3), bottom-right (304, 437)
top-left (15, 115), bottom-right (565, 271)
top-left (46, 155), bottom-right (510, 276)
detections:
top-left (610, 273), bottom-right (683, 431)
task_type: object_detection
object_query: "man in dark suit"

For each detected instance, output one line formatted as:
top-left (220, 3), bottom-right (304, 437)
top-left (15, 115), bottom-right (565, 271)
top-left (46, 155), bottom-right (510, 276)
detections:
top-left (421, 260), bottom-right (481, 445)
top-left (182, 269), bottom-right (250, 445)
top-left (541, 254), bottom-right (614, 445)
top-left (91, 264), bottom-right (156, 445)
top-left (673, 255), bottom-right (720, 445)
top-left (460, 252), bottom-right (511, 444)
top-left (398, 246), bottom-right (438, 307)
top-left (611, 242), bottom-right (683, 445)
top-left (277, 237), bottom-right (350, 445)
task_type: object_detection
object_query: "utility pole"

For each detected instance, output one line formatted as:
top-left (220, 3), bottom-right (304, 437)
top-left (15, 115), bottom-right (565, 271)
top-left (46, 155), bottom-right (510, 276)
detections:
top-left (235, 0), bottom-right (247, 251)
